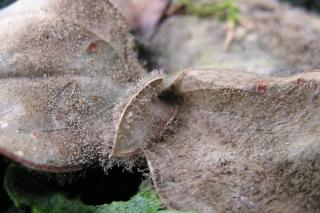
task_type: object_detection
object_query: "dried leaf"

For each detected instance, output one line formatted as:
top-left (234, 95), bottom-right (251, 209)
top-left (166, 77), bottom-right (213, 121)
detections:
top-left (145, 69), bottom-right (320, 212)
top-left (0, 0), bottom-right (146, 172)
top-left (110, 74), bottom-right (177, 158)
top-left (0, 0), bottom-right (144, 81)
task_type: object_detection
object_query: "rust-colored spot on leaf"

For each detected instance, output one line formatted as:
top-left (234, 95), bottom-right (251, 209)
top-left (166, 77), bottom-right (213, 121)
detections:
top-left (296, 78), bottom-right (304, 86)
top-left (257, 80), bottom-right (267, 95)
top-left (88, 42), bottom-right (98, 53)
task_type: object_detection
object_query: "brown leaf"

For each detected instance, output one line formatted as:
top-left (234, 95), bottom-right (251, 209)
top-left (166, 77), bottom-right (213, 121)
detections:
top-left (145, 69), bottom-right (320, 212)
top-left (0, 0), bottom-right (144, 80)
top-left (109, 73), bottom-right (177, 158)
top-left (0, 0), bottom-right (146, 172)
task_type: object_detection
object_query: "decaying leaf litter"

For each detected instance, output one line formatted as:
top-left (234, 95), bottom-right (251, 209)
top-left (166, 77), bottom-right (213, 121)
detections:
top-left (147, 0), bottom-right (320, 76)
top-left (145, 69), bottom-right (320, 212)
top-left (0, 0), bottom-right (319, 212)
top-left (0, 0), bottom-right (147, 172)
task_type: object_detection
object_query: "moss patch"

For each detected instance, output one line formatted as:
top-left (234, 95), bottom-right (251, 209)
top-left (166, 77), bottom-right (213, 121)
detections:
top-left (179, 0), bottom-right (241, 25)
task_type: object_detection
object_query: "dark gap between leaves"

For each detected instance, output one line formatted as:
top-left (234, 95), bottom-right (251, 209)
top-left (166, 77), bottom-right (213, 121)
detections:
top-left (1, 159), bottom-right (148, 212)
top-left (0, 158), bottom-right (13, 212)
top-left (35, 164), bottom-right (148, 206)
top-left (280, 0), bottom-right (320, 12)
top-left (65, 165), bottom-right (147, 205)
top-left (0, 0), bottom-right (16, 9)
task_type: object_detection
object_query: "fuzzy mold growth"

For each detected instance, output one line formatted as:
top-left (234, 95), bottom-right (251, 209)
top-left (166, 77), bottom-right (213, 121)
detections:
top-left (109, 73), bottom-right (178, 159)
top-left (0, 0), bottom-right (146, 172)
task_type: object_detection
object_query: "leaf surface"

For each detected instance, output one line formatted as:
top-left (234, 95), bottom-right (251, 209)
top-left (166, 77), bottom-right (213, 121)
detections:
top-left (145, 69), bottom-right (320, 212)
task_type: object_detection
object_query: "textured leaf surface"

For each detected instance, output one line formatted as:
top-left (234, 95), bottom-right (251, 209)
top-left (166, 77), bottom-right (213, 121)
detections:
top-left (145, 69), bottom-right (320, 212)
top-left (110, 74), bottom-right (177, 158)
top-left (0, 0), bottom-right (146, 172)
top-left (4, 165), bottom-right (194, 213)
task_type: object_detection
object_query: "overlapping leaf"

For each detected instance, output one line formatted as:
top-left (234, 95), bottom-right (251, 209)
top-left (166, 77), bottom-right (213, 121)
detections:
top-left (0, 0), bottom-right (145, 172)
top-left (110, 73), bottom-right (177, 158)
top-left (145, 69), bottom-right (320, 212)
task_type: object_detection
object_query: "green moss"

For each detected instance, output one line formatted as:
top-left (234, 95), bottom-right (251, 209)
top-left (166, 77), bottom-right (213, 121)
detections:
top-left (4, 165), bottom-right (196, 213)
top-left (179, 0), bottom-right (241, 25)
